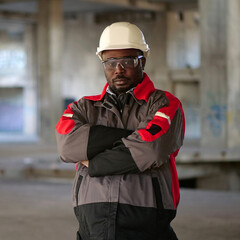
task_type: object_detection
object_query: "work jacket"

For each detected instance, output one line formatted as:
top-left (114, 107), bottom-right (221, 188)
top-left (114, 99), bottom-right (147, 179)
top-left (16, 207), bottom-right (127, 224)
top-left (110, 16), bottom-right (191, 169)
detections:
top-left (56, 73), bottom-right (185, 240)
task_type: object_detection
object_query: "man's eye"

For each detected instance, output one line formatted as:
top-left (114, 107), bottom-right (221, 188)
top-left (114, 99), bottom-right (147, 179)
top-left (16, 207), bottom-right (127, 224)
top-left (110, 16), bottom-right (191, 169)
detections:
top-left (123, 60), bottom-right (132, 66)
top-left (107, 61), bottom-right (116, 68)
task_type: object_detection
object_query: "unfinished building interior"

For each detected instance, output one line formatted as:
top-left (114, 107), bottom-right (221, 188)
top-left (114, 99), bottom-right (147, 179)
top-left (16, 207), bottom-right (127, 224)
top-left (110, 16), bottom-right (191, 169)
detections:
top-left (0, 0), bottom-right (240, 191)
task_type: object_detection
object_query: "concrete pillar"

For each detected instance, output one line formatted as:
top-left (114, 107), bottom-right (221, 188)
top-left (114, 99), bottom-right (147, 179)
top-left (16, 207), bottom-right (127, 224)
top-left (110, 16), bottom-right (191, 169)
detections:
top-left (37, 0), bottom-right (63, 143)
top-left (227, 0), bottom-right (240, 148)
top-left (200, 0), bottom-right (240, 150)
top-left (148, 12), bottom-right (170, 91)
top-left (199, 0), bottom-right (228, 148)
top-left (23, 24), bottom-right (37, 139)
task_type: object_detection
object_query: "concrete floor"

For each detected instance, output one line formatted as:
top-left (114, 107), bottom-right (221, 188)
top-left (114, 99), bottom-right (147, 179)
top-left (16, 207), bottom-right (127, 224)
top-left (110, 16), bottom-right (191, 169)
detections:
top-left (0, 178), bottom-right (240, 240)
top-left (0, 179), bottom-right (77, 240)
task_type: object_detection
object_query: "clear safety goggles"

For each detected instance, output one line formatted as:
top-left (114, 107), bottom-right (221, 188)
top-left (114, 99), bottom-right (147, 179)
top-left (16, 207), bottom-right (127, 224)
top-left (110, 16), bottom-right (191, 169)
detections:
top-left (102, 55), bottom-right (143, 71)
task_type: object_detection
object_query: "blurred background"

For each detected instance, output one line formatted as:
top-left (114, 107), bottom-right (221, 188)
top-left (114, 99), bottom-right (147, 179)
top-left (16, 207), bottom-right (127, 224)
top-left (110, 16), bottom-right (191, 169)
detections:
top-left (0, 0), bottom-right (239, 240)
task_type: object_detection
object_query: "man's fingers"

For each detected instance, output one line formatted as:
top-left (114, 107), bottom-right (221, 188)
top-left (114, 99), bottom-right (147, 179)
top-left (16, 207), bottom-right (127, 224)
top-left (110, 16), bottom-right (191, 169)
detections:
top-left (81, 160), bottom-right (89, 167)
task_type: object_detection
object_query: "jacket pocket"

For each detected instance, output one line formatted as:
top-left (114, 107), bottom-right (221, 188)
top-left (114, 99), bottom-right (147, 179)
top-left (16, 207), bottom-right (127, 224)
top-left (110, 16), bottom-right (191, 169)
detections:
top-left (152, 177), bottom-right (164, 209)
top-left (75, 175), bottom-right (83, 206)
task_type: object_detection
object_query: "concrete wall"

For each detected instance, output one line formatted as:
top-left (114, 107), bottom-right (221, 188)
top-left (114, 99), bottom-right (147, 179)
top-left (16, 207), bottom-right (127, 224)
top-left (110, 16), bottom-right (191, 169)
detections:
top-left (62, 14), bottom-right (105, 100)
top-left (167, 10), bottom-right (200, 140)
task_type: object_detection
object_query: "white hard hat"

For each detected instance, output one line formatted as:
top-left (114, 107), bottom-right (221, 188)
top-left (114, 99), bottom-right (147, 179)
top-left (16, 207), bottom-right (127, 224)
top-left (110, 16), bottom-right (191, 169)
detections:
top-left (96, 22), bottom-right (150, 60)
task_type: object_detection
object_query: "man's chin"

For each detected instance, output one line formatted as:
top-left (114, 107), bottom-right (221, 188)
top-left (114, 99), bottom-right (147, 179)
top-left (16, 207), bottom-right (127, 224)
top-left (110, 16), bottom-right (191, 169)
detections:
top-left (112, 86), bottom-right (130, 95)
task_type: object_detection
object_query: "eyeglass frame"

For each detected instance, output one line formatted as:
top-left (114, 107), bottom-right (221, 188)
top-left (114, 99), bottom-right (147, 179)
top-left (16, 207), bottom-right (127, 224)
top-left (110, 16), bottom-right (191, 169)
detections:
top-left (101, 55), bottom-right (144, 70)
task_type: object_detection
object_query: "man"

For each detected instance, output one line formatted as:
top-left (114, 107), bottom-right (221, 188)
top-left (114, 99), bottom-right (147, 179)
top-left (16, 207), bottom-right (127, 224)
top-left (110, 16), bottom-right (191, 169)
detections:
top-left (56, 22), bottom-right (185, 240)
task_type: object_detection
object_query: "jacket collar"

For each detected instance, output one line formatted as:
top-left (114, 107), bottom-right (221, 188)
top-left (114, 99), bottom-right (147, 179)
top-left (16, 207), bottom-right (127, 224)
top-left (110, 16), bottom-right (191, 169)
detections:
top-left (83, 73), bottom-right (156, 103)
top-left (133, 73), bottom-right (156, 102)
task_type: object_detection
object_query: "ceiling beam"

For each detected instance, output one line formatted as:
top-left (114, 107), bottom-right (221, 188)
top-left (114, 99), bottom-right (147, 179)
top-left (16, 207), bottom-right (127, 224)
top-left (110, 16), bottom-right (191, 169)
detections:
top-left (0, 0), bottom-right (34, 3)
top-left (167, 2), bottom-right (198, 11)
top-left (0, 10), bottom-right (36, 21)
top-left (87, 0), bottom-right (166, 12)
top-left (0, 0), bottom-right (35, 4)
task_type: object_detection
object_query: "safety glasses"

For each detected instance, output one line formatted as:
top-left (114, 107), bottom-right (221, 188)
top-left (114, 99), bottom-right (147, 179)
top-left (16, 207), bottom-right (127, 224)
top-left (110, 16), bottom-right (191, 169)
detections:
top-left (102, 55), bottom-right (143, 71)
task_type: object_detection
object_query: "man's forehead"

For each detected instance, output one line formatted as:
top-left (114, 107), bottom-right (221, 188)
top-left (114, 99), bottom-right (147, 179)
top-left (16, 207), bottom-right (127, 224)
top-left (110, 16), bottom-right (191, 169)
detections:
top-left (102, 49), bottom-right (140, 60)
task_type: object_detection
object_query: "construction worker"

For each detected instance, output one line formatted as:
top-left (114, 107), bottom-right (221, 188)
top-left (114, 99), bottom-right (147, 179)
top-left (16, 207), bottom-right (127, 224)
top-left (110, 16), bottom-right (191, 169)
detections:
top-left (56, 22), bottom-right (185, 240)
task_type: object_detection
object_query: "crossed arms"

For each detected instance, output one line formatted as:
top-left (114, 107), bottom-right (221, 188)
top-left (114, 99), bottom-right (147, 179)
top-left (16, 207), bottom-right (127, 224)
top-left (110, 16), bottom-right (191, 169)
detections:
top-left (56, 95), bottom-right (184, 177)
top-left (83, 125), bottom-right (139, 176)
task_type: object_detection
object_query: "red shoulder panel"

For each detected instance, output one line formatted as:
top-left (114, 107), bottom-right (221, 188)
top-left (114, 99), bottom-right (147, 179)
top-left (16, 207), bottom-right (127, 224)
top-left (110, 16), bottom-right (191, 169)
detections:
top-left (56, 102), bottom-right (76, 135)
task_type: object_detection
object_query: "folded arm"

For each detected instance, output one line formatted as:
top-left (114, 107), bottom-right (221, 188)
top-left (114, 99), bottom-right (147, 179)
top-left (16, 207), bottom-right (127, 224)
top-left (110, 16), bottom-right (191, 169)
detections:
top-left (56, 93), bottom-right (185, 177)
top-left (88, 92), bottom-right (185, 177)
top-left (56, 101), bottom-right (133, 165)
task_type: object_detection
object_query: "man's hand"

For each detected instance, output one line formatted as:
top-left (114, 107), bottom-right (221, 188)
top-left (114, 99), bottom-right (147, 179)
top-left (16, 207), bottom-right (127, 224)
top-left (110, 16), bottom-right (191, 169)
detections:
top-left (81, 160), bottom-right (89, 167)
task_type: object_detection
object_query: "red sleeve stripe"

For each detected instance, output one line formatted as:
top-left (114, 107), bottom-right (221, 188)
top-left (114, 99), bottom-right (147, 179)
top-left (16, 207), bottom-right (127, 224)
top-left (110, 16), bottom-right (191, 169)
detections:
top-left (138, 92), bottom-right (181, 142)
top-left (169, 153), bottom-right (180, 209)
top-left (138, 117), bottom-right (168, 142)
top-left (56, 103), bottom-right (75, 135)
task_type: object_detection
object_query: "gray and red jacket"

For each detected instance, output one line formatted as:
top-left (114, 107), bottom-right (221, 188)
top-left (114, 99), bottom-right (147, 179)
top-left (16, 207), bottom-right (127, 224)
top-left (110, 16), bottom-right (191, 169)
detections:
top-left (56, 73), bottom-right (185, 240)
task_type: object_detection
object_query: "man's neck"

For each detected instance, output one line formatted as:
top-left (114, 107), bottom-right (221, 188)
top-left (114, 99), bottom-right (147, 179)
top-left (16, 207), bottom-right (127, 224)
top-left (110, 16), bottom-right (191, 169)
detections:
top-left (107, 87), bottom-right (135, 97)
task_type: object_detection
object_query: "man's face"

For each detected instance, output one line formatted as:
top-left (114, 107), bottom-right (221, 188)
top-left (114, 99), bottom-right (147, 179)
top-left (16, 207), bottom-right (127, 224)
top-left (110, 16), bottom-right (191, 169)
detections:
top-left (101, 49), bottom-right (146, 95)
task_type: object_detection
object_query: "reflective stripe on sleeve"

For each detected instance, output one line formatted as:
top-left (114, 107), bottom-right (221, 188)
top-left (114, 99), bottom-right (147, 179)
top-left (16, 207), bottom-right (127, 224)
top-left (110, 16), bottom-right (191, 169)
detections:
top-left (155, 112), bottom-right (171, 125)
top-left (63, 113), bottom-right (73, 118)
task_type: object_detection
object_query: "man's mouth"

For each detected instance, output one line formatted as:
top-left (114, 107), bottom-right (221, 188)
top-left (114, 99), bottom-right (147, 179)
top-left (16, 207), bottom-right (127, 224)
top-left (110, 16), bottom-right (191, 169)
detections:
top-left (115, 78), bottom-right (127, 83)
top-left (113, 76), bottom-right (129, 83)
